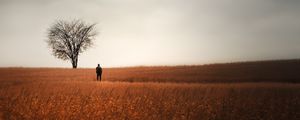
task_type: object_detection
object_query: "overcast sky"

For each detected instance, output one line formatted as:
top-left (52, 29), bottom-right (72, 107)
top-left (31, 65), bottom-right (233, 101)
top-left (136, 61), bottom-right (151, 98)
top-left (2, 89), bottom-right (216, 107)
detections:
top-left (0, 0), bottom-right (299, 68)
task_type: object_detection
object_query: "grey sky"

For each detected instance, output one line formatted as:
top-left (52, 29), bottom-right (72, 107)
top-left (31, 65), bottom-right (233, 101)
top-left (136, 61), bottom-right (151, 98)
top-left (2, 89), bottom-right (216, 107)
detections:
top-left (0, 0), bottom-right (299, 67)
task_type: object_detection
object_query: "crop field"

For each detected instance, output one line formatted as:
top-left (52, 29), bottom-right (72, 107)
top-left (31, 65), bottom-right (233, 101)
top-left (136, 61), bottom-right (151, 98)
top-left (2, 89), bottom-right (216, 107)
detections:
top-left (0, 60), bottom-right (299, 120)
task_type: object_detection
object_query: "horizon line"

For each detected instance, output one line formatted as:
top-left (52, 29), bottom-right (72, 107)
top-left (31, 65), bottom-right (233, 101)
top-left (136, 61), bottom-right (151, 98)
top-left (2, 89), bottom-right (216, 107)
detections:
top-left (1, 58), bottom-right (299, 69)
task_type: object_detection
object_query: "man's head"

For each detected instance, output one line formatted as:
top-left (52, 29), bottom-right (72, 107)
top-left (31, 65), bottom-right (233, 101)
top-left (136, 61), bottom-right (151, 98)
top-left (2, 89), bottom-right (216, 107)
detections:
top-left (98, 64), bottom-right (100, 67)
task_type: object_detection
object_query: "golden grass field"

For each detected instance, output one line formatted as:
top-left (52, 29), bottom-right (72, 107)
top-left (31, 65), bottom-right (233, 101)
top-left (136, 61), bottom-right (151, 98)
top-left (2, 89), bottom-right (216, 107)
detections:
top-left (0, 60), bottom-right (299, 119)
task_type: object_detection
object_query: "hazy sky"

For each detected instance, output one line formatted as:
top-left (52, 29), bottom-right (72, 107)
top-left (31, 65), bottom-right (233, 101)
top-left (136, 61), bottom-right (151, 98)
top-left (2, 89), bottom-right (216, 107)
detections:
top-left (0, 0), bottom-right (300, 68)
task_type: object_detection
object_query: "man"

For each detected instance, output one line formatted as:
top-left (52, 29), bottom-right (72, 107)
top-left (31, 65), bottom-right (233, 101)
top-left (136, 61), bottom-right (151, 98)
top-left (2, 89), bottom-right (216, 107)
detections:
top-left (96, 64), bottom-right (102, 81)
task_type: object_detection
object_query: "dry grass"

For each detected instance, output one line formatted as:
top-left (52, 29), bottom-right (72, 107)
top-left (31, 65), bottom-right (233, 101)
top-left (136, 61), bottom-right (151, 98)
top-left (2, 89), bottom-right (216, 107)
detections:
top-left (0, 81), bottom-right (299, 120)
top-left (0, 60), bottom-right (300, 119)
top-left (1, 59), bottom-right (299, 83)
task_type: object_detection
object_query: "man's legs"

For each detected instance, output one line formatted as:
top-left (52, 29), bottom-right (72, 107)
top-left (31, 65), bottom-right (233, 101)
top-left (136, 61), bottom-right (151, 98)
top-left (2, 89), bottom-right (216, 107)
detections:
top-left (97, 74), bottom-right (99, 80)
top-left (100, 73), bottom-right (102, 81)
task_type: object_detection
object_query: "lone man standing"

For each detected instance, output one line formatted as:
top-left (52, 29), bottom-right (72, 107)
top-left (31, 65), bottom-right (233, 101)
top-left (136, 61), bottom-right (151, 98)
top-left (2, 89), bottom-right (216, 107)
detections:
top-left (96, 64), bottom-right (102, 81)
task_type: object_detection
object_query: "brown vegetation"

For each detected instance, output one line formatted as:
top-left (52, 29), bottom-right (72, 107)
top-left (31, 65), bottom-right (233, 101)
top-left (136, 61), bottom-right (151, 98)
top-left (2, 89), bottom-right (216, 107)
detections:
top-left (1, 59), bottom-right (299, 83)
top-left (0, 60), bottom-right (300, 119)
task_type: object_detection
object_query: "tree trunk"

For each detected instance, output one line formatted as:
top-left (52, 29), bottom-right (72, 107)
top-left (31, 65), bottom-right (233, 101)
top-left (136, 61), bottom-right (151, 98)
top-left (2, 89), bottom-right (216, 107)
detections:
top-left (72, 64), bottom-right (77, 69)
top-left (71, 56), bottom-right (78, 69)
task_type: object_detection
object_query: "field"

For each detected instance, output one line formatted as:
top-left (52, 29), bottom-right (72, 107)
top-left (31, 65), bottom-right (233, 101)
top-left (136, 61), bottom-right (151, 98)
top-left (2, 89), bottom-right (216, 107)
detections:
top-left (0, 60), bottom-right (300, 119)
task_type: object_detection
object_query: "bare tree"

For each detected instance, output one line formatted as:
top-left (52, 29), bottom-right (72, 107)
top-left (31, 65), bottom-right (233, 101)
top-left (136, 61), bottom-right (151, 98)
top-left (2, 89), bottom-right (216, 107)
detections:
top-left (46, 19), bottom-right (97, 68)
